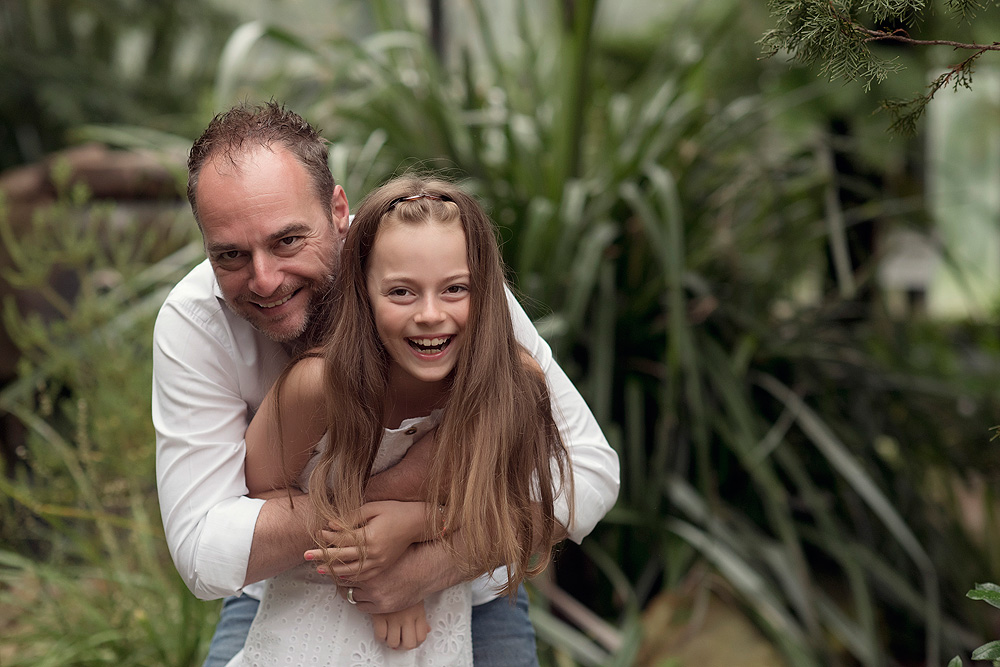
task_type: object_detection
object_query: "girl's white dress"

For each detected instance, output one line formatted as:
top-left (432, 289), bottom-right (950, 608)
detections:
top-left (226, 411), bottom-right (473, 666)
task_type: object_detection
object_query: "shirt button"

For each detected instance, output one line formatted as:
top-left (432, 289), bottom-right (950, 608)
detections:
top-left (404, 427), bottom-right (418, 435)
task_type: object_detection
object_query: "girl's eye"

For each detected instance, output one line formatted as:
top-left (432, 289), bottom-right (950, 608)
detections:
top-left (389, 288), bottom-right (410, 297)
top-left (446, 285), bottom-right (468, 294)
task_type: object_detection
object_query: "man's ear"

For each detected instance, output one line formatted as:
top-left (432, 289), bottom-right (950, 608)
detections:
top-left (331, 185), bottom-right (350, 235)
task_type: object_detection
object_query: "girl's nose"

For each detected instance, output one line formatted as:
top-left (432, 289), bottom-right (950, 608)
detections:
top-left (414, 297), bottom-right (446, 324)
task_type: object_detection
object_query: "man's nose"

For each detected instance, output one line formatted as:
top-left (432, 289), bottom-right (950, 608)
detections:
top-left (248, 253), bottom-right (283, 297)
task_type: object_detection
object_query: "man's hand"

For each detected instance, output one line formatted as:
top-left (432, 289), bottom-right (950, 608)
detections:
top-left (365, 428), bottom-right (436, 502)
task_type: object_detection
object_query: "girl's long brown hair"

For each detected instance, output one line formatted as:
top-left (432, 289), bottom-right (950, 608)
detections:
top-left (307, 175), bottom-right (572, 595)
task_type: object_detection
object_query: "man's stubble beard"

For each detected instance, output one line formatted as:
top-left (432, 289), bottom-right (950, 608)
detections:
top-left (294, 269), bottom-right (338, 352)
top-left (287, 239), bottom-right (342, 353)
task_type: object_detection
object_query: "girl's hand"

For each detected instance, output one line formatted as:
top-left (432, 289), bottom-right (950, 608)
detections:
top-left (371, 601), bottom-right (430, 650)
top-left (307, 501), bottom-right (430, 581)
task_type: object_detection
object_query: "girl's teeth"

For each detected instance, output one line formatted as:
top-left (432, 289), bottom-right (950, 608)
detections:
top-left (414, 337), bottom-right (447, 347)
top-left (409, 336), bottom-right (451, 352)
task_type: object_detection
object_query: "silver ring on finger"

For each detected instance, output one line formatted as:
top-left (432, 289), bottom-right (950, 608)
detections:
top-left (347, 587), bottom-right (357, 605)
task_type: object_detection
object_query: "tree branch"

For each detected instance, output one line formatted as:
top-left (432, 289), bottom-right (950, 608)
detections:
top-left (760, 0), bottom-right (999, 133)
top-left (857, 27), bottom-right (1000, 51)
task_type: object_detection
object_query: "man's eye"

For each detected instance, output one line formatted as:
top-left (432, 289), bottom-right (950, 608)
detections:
top-left (220, 251), bottom-right (241, 261)
top-left (280, 236), bottom-right (300, 246)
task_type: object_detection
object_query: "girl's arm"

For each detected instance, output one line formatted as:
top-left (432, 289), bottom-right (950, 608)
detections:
top-left (245, 355), bottom-right (328, 495)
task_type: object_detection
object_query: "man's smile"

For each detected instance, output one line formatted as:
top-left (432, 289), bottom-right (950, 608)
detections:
top-left (250, 288), bottom-right (301, 309)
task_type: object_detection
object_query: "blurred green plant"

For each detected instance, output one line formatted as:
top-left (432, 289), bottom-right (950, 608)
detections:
top-left (2, 0), bottom-right (999, 665)
top-left (0, 164), bottom-right (211, 665)
top-left (0, 0), bottom-right (238, 171)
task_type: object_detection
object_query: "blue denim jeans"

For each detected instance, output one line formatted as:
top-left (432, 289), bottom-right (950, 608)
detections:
top-left (202, 585), bottom-right (538, 666)
top-left (470, 585), bottom-right (539, 667)
top-left (201, 594), bottom-right (259, 667)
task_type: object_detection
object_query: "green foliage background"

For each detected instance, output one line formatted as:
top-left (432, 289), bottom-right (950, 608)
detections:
top-left (1, 1), bottom-right (999, 665)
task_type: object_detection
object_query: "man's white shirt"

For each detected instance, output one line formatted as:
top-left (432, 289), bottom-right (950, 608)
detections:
top-left (153, 259), bottom-right (620, 602)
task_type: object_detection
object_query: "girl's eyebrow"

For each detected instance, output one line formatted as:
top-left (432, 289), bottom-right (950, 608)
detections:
top-left (376, 272), bottom-right (470, 284)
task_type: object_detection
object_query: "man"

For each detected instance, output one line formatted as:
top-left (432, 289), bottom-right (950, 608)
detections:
top-left (153, 101), bottom-right (620, 666)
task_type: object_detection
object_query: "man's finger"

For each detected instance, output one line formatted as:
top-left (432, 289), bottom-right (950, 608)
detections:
top-left (343, 583), bottom-right (400, 615)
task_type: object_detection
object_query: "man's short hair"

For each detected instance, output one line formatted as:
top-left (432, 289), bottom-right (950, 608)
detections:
top-left (187, 101), bottom-right (335, 224)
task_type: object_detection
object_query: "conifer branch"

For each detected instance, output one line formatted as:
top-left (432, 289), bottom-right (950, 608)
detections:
top-left (858, 27), bottom-right (1000, 51)
top-left (880, 46), bottom-right (985, 134)
top-left (761, 0), bottom-right (997, 134)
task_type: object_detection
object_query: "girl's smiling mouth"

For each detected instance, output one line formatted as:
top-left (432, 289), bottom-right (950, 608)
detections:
top-left (407, 336), bottom-right (454, 354)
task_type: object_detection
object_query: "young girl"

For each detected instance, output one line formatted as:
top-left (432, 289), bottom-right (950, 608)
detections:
top-left (226, 176), bottom-right (572, 666)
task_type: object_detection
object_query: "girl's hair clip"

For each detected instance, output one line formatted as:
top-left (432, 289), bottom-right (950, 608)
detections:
top-left (386, 193), bottom-right (453, 211)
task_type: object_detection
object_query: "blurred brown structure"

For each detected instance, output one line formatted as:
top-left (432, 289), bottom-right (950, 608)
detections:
top-left (0, 143), bottom-right (185, 469)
